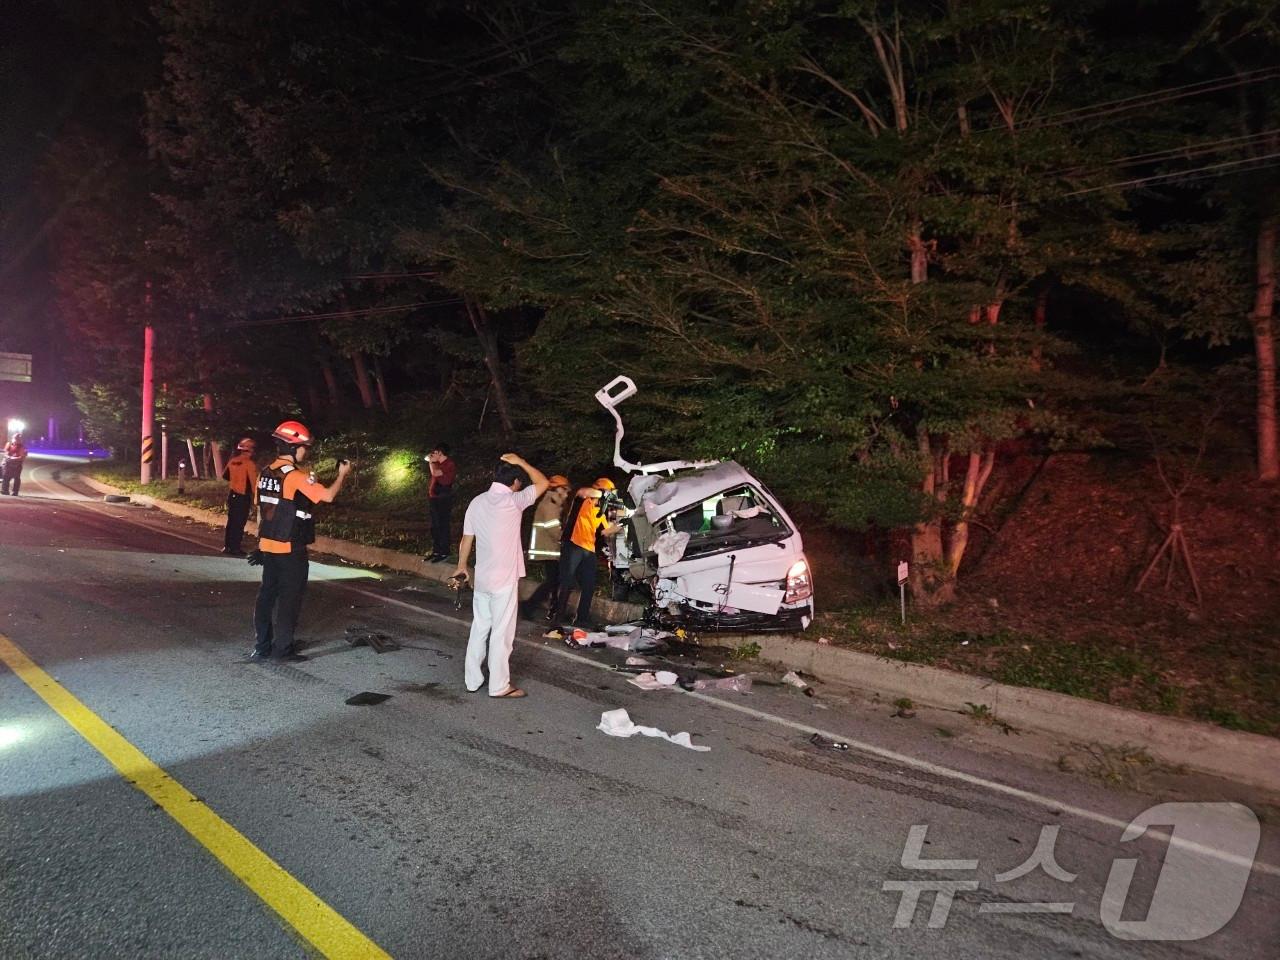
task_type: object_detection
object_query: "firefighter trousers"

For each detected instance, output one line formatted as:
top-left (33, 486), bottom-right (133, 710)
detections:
top-left (554, 542), bottom-right (597, 626)
top-left (225, 491), bottom-right (251, 552)
top-left (253, 549), bottom-right (310, 658)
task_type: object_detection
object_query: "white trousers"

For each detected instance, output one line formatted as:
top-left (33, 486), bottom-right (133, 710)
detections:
top-left (464, 584), bottom-right (520, 695)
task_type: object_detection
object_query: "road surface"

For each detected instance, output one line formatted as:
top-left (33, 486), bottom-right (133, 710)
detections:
top-left (2, 461), bottom-right (1277, 959)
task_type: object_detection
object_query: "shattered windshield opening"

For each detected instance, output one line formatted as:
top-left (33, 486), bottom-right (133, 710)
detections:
top-left (659, 485), bottom-right (790, 558)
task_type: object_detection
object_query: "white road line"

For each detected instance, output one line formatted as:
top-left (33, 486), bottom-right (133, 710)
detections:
top-left (73, 505), bottom-right (1280, 880)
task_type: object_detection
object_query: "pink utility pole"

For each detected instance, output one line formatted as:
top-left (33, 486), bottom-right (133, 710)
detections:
top-left (141, 297), bottom-right (156, 483)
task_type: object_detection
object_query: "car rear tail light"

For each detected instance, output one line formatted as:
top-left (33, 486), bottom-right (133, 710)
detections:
top-left (784, 558), bottom-right (812, 603)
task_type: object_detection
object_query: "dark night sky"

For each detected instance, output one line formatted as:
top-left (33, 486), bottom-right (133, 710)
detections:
top-left (0, 1), bottom-right (137, 426)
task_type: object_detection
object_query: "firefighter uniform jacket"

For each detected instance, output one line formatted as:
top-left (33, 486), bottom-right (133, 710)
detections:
top-left (257, 458), bottom-right (318, 553)
top-left (527, 487), bottom-right (569, 561)
top-left (222, 452), bottom-right (259, 496)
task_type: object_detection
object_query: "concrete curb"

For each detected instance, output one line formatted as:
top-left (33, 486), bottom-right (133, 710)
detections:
top-left (78, 474), bottom-right (1279, 793)
top-left (77, 474), bottom-right (646, 623)
top-left (746, 634), bottom-right (1280, 794)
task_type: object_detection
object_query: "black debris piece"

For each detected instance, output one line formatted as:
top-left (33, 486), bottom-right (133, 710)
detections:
top-left (809, 732), bottom-right (849, 751)
top-left (345, 692), bottom-right (392, 706)
top-left (344, 625), bottom-right (401, 653)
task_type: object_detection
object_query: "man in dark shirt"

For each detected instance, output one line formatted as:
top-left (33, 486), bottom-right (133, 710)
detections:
top-left (425, 442), bottom-right (457, 563)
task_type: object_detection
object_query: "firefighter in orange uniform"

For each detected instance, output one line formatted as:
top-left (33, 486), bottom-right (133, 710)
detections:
top-left (246, 421), bottom-right (351, 663)
top-left (221, 437), bottom-right (259, 556)
top-left (552, 477), bottom-right (621, 629)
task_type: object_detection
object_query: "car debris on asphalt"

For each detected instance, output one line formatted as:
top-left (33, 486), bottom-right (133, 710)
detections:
top-left (596, 708), bottom-right (710, 752)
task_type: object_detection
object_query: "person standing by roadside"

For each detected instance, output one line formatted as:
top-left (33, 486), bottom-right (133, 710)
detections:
top-left (1, 432), bottom-right (26, 496)
top-left (246, 421), bottom-right (351, 664)
top-left (551, 478), bottom-right (621, 631)
top-left (220, 437), bottom-right (259, 556)
top-left (520, 474), bottom-right (570, 622)
top-left (453, 453), bottom-right (549, 698)
top-left (425, 442), bottom-right (456, 563)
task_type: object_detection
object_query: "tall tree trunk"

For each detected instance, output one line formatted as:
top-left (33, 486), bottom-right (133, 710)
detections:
top-left (203, 392), bottom-right (225, 477)
top-left (908, 223), bottom-right (927, 284)
top-left (311, 322), bottom-right (341, 406)
top-left (192, 322), bottom-right (225, 478)
top-left (908, 433), bottom-right (955, 604)
top-left (321, 362), bottom-right (340, 405)
top-left (1031, 288), bottom-right (1048, 371)
top-left (464, 297), bottom-right (515, 438)
top-left (351, 352), bottom-right (375, 409)
top-left (372, 357), bottom-right (391, 414)
top-left (946, 449), bottom-right (996, 577)
top-left (1253, 215), bottom-right (1277, 481)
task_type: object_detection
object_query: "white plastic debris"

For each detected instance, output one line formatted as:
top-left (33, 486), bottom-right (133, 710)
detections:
top-left (652, 531), bottom-right (691, 567)
top-left (626, 670), bottom-right (679, 691)
top-left (692, 675), bottom-right (753, 694)
top-left (596, 708), bottom-right (710, 752)
top-left (781, 670), bottom-right (809, 690)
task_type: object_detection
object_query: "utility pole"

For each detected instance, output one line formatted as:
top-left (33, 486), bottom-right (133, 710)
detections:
top-left (141, 285), bottom-right (156, 484)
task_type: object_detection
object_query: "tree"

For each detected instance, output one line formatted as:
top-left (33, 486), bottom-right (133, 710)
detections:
top-left (435, 0), bottom-right (1147, 602)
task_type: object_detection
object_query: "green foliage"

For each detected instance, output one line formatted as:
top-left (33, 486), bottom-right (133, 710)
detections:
top-left (71, 382), bottom-right (138, 455)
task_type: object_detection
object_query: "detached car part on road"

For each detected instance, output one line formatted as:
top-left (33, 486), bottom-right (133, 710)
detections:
top-left (595, 377), bottom-right (814, 632)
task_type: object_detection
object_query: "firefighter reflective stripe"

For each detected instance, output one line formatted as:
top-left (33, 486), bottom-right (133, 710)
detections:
top-left (259, 495), bottom-right (280, 505)
top-left (528, 518), bottom-right (562, 559)
top-left (295, 510), bottom-right (312, 520)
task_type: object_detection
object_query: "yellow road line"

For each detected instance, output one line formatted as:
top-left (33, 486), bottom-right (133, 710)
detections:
top-left (0, 633), bottom-right (392, 960)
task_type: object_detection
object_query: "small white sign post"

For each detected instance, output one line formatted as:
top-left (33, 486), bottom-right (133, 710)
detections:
top-left (897, 561), bottom-right (909, 625)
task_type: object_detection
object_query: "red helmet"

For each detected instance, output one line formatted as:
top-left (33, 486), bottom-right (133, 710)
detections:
top-left (272, 420), bottom-right (313, 446)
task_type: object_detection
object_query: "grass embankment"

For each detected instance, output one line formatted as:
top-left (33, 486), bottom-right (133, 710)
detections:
top-left (812, 605), bottom-right (1278, 737)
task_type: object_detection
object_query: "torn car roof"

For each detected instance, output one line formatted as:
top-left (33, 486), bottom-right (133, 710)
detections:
top-left (630, 460), bottom-right (761, 523)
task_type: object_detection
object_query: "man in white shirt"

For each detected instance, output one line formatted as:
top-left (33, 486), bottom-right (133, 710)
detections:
top-left (453, 452), bottom-right (549, 698)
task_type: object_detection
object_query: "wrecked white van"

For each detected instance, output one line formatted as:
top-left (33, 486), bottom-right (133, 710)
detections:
top-left (595, 376), bottom-right (814, 632)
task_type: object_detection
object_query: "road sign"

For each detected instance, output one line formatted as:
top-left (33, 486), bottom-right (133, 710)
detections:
top-left (897, 561), bottom-right (909, 625)
top-left (0, 352), bottom-right (32, 383)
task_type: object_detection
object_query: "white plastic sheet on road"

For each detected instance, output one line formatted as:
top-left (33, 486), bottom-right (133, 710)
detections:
top-left (596, 708), bottom-right (710, 752)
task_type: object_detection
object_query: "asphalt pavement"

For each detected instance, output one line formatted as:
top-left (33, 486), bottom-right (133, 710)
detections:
top-left (1, 461), bottom-right (1278, 959)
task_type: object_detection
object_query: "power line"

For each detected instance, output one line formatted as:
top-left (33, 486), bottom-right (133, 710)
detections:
top-left (227, 298), bottom-right (462, 328)
top-left (1022, 66), bottom-right (1280, 130)
top-left (1061, 128), bottom-right (1280, 173)
top-left (1062, 150), bottom-right (1280, 196)
top-left (343, 270), bottom-right (440, 280)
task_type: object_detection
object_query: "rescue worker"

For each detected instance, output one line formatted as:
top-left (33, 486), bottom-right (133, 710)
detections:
top-left (519, 474), bottom-right (570, 621)
top-left (1, 432), bottom-right (27, 496)
top-left (551, 477), bottom-right (621, 631)
top-left (220, 437), bottom-right (259, 556)
top-left (246, 421), bottom-right (351, 663)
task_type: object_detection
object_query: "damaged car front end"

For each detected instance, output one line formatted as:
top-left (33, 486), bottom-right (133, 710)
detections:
top-left (595, 377), bottom-right (814, 632)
